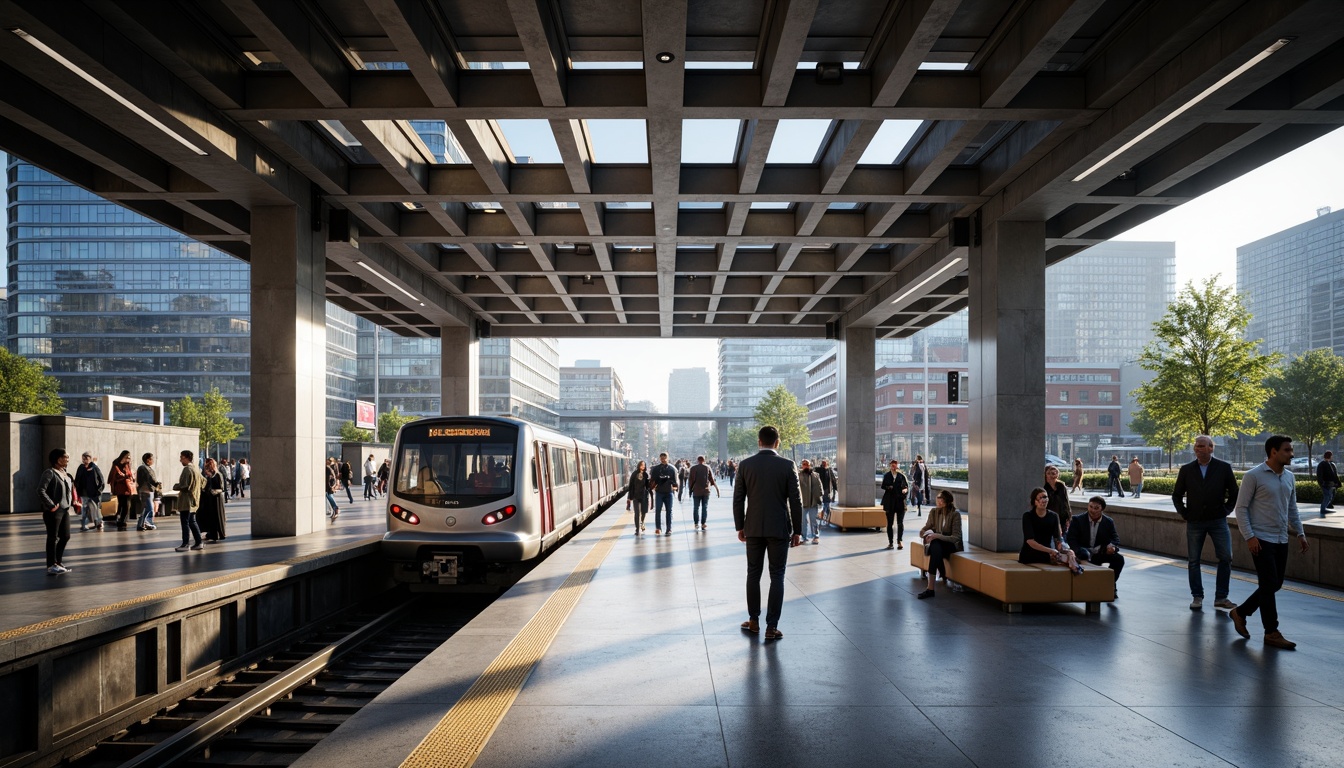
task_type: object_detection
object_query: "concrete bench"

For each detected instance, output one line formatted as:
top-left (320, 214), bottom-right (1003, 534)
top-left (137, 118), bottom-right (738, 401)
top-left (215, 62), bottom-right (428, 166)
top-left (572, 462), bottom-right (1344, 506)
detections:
top-left (909, 540), bottom-right (1115, 614)
top-left (824, 506), bottom-right (886, 530)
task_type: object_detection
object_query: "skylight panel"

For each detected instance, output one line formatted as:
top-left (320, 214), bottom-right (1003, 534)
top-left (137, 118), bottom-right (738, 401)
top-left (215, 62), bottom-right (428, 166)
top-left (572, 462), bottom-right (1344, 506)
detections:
top-left (766, 119), bottom-right (832, 163)
top-left (682, 120), bottom-right (741, 163)
top-left (859, 120), bottom-right (925, 164)
top-left (585, 120), bottom-right (648, 162)
top-left (496, 120), bottom-right (562, 163)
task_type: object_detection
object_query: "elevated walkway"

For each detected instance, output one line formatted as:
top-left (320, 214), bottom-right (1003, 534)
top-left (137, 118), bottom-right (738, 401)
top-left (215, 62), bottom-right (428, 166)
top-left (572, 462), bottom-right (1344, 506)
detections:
top-left (296, 493), bottom-right (1344, 768)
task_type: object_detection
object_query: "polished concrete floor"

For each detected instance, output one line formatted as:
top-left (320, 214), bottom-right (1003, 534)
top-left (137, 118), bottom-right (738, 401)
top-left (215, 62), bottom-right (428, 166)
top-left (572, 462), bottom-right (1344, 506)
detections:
top-left (468, 494), bottom-right (1344, 768)
top-left (0, 492), bottom-right (385, 633)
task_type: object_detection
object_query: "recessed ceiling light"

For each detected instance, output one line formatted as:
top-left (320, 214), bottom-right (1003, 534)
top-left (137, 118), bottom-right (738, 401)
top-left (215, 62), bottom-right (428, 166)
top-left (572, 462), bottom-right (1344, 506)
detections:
top-left (656, 52), bottom-right (675, 63)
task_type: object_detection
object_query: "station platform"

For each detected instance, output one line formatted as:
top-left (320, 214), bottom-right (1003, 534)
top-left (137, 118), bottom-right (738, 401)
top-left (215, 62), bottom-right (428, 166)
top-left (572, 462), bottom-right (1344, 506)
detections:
top-left (294, 493), bottom-right (1344, 768)
top-left (0, 494), bottom-right (387, 636)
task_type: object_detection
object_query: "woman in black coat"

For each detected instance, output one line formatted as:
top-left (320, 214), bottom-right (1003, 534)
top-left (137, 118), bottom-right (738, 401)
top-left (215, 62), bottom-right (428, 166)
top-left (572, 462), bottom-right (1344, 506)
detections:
top-left (1043, 465), bottom-right (1071, 534)
top-left (198, 458), bottom-right (228, 542)
top-left (625, 460), bottom-right (651, 533)
top-left (880, 459), bottom-right (910, 550)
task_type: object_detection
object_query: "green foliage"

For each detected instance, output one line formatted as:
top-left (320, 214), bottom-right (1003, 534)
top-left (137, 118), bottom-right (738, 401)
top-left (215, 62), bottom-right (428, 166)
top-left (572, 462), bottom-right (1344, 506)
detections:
top-left (1129, 407), bottom-right (1190, 470)
top-left (377, 407), bottom-right (417, 443)
top-left (1133, 277), bottom-right (1279, 438)
top-left (339, 421), bottom-right (374, 443)
top-left (728, 426), bottom-right (758, 457)
top-left (0, 348), bottom-right (63, 415)
top-left (753, 384), bottom-right (810, 452)
top-left (1260, 348), bottom-right (1344, 464)
top-left (168, 388), bottom-right (243, 456)
top-left (931, 469), bottom-right (968, 482)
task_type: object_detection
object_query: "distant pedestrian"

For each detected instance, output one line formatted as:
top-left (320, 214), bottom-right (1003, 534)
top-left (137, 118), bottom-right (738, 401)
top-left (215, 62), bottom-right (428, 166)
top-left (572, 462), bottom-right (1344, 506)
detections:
top-left (136, 452), bottom-right (161, 531)
top-left (1071, 458), bottom-right (1085, 495)
top-left (228, 458), bottom-right (242, 498)
top-left (1128, 457), bottom-right (1144, 498)
top-left (364, 454), bottom-right (378, 499)
top-left (1229, 436), bottom-right (1310, 649)
top-left (880, 460), bottom-right (910, 550)
top-left (1316, 451), bottom-right (1338, 518)
top-left (38, 448), bottom-right (75, 574)
top-left (689, 455), bottom-right (719, 531)
top-left (650, 453), bottom-right (678, 535)
top-left (797, 459), bottom-right (823, 544)
top-left (1044, 465), bottom-right (1071, 534)
top-left (734, 426), bottom-right (803, 641)
top-left (219, 459), bottom-right (233, 500)
top-left (1172, 435), bottom-right (1238, 611)
top-left (324, 458), bottom-right (341, 520)
top-left (726, 459), bottom-right (736, 487)
top-left (818, 459), bottom-right (837, 522)
top-left (172, 450), bottom-right (204, 552)
top-left (626, 460), bottom-right (651, 532)
top-left (238, 458), bottom-right (250, 497)
top-left (917, 489), bottom-right (963, 598)
top-left (910, 455), bottom-right (927, 516)
top-left (109, 450), bottom-right (137, 530)
top-left (377, 459), bottom-right (391, 495)
top-left (677, 460), bottom-right (689, 503)
top-left (74, 451), bottom-right (105, 532)
top-left (1106, 455), bottom-right (1123, 497)
top-left (340, 459), bottom-right (355, 503)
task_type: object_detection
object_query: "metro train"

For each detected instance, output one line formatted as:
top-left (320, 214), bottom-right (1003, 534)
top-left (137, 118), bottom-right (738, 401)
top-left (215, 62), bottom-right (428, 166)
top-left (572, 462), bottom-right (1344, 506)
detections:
top-left (381, 416), bottom-right (630, 588)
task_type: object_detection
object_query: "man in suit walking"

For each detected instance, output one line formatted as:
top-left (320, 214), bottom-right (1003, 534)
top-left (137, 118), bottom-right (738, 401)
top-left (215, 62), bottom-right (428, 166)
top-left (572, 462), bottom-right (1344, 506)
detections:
top-left (1172, 435), bottom-right (1239, 611)
top-left (1067, 497), bottom-right (1124, 593)
top-left (734, 425), bottom-right (803, 641)
top-left (1315, 451), bottom-right (1338, 518)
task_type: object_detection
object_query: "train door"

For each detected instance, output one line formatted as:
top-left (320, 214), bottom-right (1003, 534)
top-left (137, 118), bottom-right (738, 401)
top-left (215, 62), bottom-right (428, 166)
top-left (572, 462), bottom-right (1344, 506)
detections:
top-left (536, 441), bottom-right (554, 535)
top-left (575, 447), bottom-right (586, 513)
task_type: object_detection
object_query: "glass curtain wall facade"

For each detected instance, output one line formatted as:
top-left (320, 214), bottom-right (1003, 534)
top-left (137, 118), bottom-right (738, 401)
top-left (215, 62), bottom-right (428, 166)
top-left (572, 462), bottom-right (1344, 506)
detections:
top-left (1238, 207), bottom-right (1344, 358)
top-left (480, 338), bottom-right (560, 428)
top-left (667, 367), bottom-right (710, 457)
top-left (717, 339), bottom-right (836, 411)
top-left (1045, 241), bottom-right (1175, 364)
top-left (326, 304), bottom-right (359, 454)
top-left (357, 319), bottom-right (441, 419)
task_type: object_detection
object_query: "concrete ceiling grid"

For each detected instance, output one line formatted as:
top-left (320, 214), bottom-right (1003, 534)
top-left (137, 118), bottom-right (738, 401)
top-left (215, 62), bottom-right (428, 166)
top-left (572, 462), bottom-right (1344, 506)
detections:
top-left (0, 0), bottom-right (1341, 339)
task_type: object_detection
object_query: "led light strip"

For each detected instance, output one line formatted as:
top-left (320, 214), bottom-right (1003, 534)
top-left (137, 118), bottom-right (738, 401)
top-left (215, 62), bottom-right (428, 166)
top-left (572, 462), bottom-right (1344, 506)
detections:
top-left (356, 260), bottom-right (426, 307)
top-left (1073, 38), bottom-right (1291, 182)
top-left (12, 28), bottom-right (209, 156)
top-left (890, 257), bottom-right (962, 306)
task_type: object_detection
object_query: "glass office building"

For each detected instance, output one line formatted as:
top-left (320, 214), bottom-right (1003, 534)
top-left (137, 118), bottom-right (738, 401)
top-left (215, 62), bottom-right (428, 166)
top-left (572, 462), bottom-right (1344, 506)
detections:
top-left (717, 338), bottom-right (837, 412)
top-left (1044, 241), bottom-right (1176, 364)
top-left (1238, 207), bottom-right (1344, 358)
top-left (480, 338), bottom-right (560, 428)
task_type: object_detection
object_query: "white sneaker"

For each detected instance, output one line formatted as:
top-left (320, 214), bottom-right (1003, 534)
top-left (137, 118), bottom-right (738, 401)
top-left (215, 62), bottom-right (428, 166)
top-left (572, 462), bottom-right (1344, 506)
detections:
top-left (1189, 597), bottom-right (1202, 610)
top-left (47, 565), bottom-right (67, 574)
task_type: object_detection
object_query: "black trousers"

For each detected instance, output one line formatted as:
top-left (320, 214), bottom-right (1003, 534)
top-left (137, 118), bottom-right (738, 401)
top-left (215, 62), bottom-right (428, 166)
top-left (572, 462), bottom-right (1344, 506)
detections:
top-left (1079, 548), bottom-right (1125, 581)
top-left (745, 537), bottom-right (790, 627)
top-left (886, 508), bottom-right (906, 544)
top-left (1239, 541), bottom-right (1289, 632)
top-left (926, 539), bottom-right (957, 579)
top-left (43, 510), bottom-right (70, 567)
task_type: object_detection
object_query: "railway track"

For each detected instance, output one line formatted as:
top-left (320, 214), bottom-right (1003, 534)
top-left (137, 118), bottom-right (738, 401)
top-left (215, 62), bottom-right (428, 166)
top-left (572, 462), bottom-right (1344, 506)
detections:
top-left (66, 596), bottom-right (485, 768)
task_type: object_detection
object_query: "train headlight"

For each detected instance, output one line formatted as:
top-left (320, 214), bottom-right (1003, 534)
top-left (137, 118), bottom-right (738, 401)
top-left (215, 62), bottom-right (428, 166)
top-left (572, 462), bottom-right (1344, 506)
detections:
top-left (390, 504), bottom-right (420, 525)
top-left (482, 504), bottom-right (517, 525)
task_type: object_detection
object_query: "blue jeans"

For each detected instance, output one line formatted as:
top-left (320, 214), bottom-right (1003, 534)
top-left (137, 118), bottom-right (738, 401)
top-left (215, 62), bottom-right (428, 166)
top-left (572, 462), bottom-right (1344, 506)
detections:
top-left (80, 496), bottom-right (102, 529)
top-left (1131, 483), bottom-right (1142, 497)
top-left (179, 509), bottom-right (202, 546)
top-left (1322, 485), bottom-right (1335, 515)
top-left (1186, 517), bottom-right (1232, 599)
top-left (655, 492), bottom-right (674, 531)
top-left (692, 495), bottom-right (709, 525)
top-left (802, 505), bottom-right (819, 540)
top-left (821, 491), bottom-right (831, 519)
top-left (137, 492), bottom-right (156, 529)
top-left (325, 492), bottom-right (339, 514)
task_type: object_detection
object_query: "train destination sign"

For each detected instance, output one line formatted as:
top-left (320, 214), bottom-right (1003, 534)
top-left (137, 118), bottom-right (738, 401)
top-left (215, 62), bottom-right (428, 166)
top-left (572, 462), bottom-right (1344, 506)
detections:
top-left (427, 427), bottom-right (493, 438)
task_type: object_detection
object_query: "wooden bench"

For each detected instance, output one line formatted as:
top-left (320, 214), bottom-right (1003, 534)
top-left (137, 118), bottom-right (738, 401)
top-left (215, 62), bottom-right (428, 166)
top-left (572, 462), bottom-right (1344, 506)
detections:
top-left (909, 540), bottom-right (1115, 614)
top-left (823, 506), bottom-right (886, 530)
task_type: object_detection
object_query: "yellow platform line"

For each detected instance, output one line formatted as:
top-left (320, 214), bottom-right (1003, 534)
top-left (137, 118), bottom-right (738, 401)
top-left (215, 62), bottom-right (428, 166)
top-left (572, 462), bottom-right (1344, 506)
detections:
top-left (0, 537), bottom-right (381, 643)
top-left (400, 515), bottom-right (628, 768)
top-left (1126, 551), bottom-right (1344, 603)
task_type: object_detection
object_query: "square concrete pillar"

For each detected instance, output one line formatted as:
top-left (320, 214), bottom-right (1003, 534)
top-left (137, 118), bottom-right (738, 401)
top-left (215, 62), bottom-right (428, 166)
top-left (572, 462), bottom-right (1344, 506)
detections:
top-left (836, 326), bottom-right (880, 509)
top-left (968, 219), bottom-right (1046, 551)
top-left (440, 324), bottom-right (479, 416)
top-left (249, 205), bottom-right (326, 537)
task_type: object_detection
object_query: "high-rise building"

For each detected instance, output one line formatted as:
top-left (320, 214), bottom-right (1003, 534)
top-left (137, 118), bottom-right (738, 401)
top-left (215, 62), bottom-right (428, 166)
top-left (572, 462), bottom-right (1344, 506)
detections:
top-left (624, 400), bottom-right (663, 461)
top-left (1045, 241), bottom-right (1176, 364)
top-left (717, 339), bottom-right (836, 413)
top-left (479, 338), bottom-right (560, 428)
top-left (668, 367), bottom-right (711, 457)
top-left (559, 359), bottom-right (625, 449)
top-left (1238, 207), bottom-right (1344, 358)
top-left (325, 304), bottom-right (360, 454)
top-left (357, 320), bottom-right (441, 420)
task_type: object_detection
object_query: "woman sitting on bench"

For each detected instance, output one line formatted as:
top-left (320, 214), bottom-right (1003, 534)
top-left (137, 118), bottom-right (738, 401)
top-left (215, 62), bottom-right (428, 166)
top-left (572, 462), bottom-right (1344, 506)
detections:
top-left (1020, 487), bottom-right (1083, 574)
top-left (917, 489), bottom-right (963, 599)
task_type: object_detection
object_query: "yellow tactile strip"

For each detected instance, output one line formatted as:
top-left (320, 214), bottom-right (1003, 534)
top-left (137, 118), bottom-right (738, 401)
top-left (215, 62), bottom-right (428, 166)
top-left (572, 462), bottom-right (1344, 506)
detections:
top-left (0, 537), bottom-right (381, 643)
top-left (400, 515), bottom-right (628, 768)
top-left (1127, 551), bottom-right (1344, 603)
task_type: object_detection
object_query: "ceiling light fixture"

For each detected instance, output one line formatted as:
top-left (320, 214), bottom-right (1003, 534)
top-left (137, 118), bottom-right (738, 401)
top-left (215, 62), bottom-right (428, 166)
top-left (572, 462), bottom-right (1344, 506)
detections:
top-left (1073, 38), bottom-right (1292, 182)
top-left (11, 28), bottom-right (209, 156)
top-left (889, 258), bottom-right (962, 307)
top-left (815, 62), bottom-right (844, 83)
top-left (355, 260), bottom-right (423, 305)
top-left (656, 52), bottom-right (675, 63)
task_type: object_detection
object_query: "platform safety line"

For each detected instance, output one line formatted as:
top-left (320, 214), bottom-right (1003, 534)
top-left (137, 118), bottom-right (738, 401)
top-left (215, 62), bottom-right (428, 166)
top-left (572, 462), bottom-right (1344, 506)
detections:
top-left (399, 514), bottom-right (628, 768)
top-left (1125, 551), bottom-right (1344, 603)
top-left (0, 537), bottom-right (381, 643)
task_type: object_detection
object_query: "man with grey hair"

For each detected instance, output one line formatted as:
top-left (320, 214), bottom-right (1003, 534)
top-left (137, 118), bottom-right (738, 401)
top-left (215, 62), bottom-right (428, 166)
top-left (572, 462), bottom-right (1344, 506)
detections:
top-left (1172, 435), bottom-right (1238, 611)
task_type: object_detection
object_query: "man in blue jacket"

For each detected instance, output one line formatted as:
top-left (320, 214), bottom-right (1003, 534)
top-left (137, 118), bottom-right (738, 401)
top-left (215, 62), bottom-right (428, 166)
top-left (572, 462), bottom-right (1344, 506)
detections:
top-left (649, 452), bottom-right (678, 536)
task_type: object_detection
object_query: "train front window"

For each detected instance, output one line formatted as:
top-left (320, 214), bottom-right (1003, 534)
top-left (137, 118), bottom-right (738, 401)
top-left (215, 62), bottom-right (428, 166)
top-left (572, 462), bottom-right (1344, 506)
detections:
top-left (394, 422), bottom-right (518, 502)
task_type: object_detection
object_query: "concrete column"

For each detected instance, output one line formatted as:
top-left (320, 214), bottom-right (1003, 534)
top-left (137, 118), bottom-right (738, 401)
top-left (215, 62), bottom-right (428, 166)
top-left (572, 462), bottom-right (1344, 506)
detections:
top-left (836, 326), bottom-right (879, 509)
top-left (717, 421), bottom-right (729, 462)
top-left (968, 219), bottom-right (1047, 551)
top-left (440, 325), bottom-right (479, 416)
top-left (250, 205), bottom-right (326, 537)
top-left (599, 420), bottom-right (612, 450)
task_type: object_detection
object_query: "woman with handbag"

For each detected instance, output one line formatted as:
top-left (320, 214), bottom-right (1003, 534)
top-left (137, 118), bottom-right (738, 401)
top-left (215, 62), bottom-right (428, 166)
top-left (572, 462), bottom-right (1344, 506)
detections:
top-left (198, 458), bottom-right (228, 542)
top-left (625, 460), bottom-right (651, 533)
top-left (108, 450), bottom-right (137, 530)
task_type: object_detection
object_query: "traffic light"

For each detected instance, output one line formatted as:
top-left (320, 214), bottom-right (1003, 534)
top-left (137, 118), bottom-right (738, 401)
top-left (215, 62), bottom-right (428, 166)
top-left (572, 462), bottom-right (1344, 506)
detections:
top-left (947, 370), bottom-right (959, 402)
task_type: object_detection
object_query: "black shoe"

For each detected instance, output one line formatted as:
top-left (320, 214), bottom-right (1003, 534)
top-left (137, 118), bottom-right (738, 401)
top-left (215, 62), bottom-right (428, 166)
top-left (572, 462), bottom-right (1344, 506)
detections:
top-left (917, 589), bottom-right (935, 599)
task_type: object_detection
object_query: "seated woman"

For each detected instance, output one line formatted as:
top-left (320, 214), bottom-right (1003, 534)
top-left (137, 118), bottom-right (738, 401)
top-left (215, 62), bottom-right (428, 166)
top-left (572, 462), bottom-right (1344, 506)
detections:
top-left (917, 489), bottom-right (963, 599)
top-left (1019, 486), bottom-right (1083, 574)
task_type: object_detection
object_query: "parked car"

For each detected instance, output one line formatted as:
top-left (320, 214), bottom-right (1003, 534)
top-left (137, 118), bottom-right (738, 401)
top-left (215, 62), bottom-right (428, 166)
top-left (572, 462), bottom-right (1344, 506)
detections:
top-left (1044, 454), bottom-right (1071, 469)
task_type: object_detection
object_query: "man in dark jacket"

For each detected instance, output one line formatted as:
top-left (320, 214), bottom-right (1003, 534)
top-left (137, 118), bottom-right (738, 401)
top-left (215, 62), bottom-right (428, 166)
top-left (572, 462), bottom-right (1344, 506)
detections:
top-left (818, 459), bottom-right (837, 522)
top-left (650, 452), bottom-right (678, 536)
top-left (688, 456), bottom-right (718, 531)
top-left (1172, 435), bottom-right (1238, 611)
top-left (734, 426), bottom-right (803, 640)
top-left (1106, 455), bottom-right (1123, 497)
top-left (1067, 497), bottom-right (1124, 591)
top-left (1316, 451), bottom-right (1338, 518)
top-left (74, 451), bottom-right (105, 531)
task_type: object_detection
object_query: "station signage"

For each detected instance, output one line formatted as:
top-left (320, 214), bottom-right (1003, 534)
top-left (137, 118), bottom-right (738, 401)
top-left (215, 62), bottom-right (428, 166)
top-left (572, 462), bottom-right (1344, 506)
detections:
top-left (428, 427), bottom-right (493, 438)
top-left (356, 400), bottom-right (376, 429)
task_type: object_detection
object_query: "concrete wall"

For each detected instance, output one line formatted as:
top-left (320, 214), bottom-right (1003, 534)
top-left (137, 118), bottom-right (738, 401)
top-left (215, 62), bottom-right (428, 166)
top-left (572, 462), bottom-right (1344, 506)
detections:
top-left (1, 413), bottom-right (199, 514)
top-left (340, 442), bottom-right (391, 475)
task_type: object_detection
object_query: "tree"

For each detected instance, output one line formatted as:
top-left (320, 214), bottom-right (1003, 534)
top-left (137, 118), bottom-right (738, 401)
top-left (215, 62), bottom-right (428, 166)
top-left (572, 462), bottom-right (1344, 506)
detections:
top-left (0, 348), bottom-right (64, 415)
top-left (1132, 277), bottom-right (1279, 438)
top-left (339, 421), bottom-right (374, 443)
top-left (1261, 348), bottom-right (1344, 464)
top-left (168, 388), bottom-right (243, 457)
top-left (728, 426), bottom-right (758, 457)
top-left (377, 407), bottom-right (417, 443)
top-left (1129, 407), bottom-right (1189, 470)
top-left (753, 384), bottom-right (810, 455)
